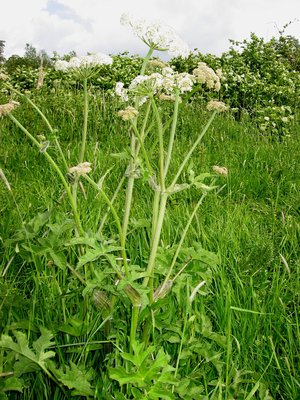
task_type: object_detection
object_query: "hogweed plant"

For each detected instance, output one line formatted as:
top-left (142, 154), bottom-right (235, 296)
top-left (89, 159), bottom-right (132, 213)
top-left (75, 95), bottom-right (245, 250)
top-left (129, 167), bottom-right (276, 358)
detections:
top-left (0, 15), bottom-right (244, 399)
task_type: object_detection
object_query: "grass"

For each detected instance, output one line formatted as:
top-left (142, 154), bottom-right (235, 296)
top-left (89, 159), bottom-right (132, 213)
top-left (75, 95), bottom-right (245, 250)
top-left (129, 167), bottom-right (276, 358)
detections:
top-left (0, 89), bottom-right (299, 399)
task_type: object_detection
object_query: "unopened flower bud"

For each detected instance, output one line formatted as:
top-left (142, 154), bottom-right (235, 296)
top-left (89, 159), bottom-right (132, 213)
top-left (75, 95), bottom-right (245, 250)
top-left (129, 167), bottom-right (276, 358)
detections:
top-left (153, 280), bottom-right (173, 301)
top-left (124, 284), bottom-right (141, 306)
top-left (92, 290), bottom-right (111, 316)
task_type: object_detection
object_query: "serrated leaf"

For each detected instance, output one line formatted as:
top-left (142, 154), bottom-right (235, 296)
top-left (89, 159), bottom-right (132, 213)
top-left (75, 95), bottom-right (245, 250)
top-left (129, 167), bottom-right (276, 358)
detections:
top-left (56, 362), bottom-right (94, 397)
top-left (0, 329), bottom-right (55, 370)
top-left (14, 356), bottom-right (40, 376)
top-left (58, 317), bottom-right (91, 336)
top-left (47, 250), bottom-right (66, 270)
top-left (109, 366), bottom-right (141, 386)
top-left (0, 376), bottom-right (23, 393)
top-left (76, 244), bottom-right (122, 269)
top-left (148, 386), bottom-right (175, 400)
top-left (32, 328), bottom-right (56, 363)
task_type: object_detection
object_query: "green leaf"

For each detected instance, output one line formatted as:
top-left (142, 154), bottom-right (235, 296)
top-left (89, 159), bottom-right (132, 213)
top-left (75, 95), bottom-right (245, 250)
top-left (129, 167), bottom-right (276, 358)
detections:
top-left (148, 386), bottom-right (175, 399)
top-left (58, 316), bottom-right (91, 336)
top-left (76, 244), bottom-right (122, 269)
top-left (110, 151), bottom-right (130, 160)
top-left (0, 376), bottom-right (23, 394)
top-left (55, 362), bottom-right (94, 397)
top-left (0, 328), bottom-right (55, 370)
top-left (48, 250), bottom-right (67, 270)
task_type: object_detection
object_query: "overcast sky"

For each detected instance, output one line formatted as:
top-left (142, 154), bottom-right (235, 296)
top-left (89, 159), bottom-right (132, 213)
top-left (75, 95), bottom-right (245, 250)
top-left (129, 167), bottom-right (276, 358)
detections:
top-left (1, 0), bottom-right (300, 59)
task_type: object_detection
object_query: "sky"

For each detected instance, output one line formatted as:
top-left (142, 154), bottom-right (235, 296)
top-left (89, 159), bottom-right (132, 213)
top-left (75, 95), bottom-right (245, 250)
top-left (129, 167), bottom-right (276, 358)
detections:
top-left (1, 0), bottom-right (300, 60)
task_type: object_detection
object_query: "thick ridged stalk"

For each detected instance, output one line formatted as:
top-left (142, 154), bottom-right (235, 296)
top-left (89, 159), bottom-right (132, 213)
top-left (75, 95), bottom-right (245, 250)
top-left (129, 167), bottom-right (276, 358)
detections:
top-left (164, 90), bottom-right (180, 179)
top-left (121, 48), bottom-right (154, 241)
top-left (143, 192), bottom-right (168, 289)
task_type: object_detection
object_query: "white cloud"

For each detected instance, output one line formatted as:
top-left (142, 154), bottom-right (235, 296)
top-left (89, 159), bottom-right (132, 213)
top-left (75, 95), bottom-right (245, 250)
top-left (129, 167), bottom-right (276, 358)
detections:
top-left (1, 0), bottom-right (299, 59)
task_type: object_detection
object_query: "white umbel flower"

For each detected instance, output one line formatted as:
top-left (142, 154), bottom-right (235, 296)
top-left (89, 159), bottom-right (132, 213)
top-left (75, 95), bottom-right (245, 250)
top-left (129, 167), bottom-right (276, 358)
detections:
top-left (68, 162), bottom-right (92, 176)
top-left (55, 53), bottom-right (113, 71)
top-left (121, 13), bottom-right (190, 58)
top-left (193, 62), bottom-right (221, 92)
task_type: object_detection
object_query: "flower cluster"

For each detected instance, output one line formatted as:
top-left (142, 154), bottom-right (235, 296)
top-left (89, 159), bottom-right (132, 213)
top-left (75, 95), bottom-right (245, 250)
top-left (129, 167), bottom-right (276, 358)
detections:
top-left (115, 67), bottom-right (194, 105)
top-left (117, 106), bottom-right (139, 121)
top-left (193, 62), bottom-right (222, 91)
top-left (0, 72), bottom-right (9, 81)
top-left (120, 13), bottom-right (190, 58)
top-left (0, 100), bottom-right (20, 117)
top-left (68, 162), bottom-right (92, 176)
top-left (207, 100), bottom-right (228, 112)
top-left (212, 165), bottom-right (228, 176)
top-left (55, 53), bottom-right (113, 72)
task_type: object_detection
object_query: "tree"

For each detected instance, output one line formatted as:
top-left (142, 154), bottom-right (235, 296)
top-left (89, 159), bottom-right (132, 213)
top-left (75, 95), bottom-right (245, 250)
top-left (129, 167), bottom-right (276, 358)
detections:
top-left (0, 40), bottom-right (5, 63)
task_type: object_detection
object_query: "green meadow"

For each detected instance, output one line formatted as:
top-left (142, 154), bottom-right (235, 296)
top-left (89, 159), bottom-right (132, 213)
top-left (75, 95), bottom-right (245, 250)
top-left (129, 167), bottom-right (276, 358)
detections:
top-left (0, 27), bottom-right (299, 400)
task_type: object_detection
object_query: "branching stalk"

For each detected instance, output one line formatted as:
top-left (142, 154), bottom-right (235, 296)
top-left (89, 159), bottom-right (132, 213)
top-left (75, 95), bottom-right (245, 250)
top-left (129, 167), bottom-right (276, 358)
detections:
top-left (8, 114), bottom-right (83, 236)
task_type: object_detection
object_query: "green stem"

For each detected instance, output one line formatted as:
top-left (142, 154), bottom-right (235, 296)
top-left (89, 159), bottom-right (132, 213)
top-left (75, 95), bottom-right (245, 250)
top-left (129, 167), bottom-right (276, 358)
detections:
top-left (5, 83), bottom-right (69, 171)
top-left (143, 192), bottom-right (168, 289)
top-left (150, 96), bottom-right (165, 191)
top-left (134, 101), bottom-right (152, 156)
top-left (130, 305), bottom-right (140, 352)
top-left (79, 77), bottom-right (89, 163)
top-left (150, 191), bottom-right (160, 247)
top-left (164, 90), bottom-right (180, 179)
top-left (84, 175), bottom-right (129, 277)
top-left (130, 121), bottom-right (153, 175)
top-left (158, 190), bottom-right (209, 297)
top-left (121, 48), bottom-right (154, 241)
top-left (8, 114), bottom-right (83, 235)
top-left (122, 161), bottom-right (135, 240)
top-left (170, 111), bottom-right (217, 188)
top-left (97, 175), bottom-right (125, 234)
top-left (140, 47), bottom-right (154, 76)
